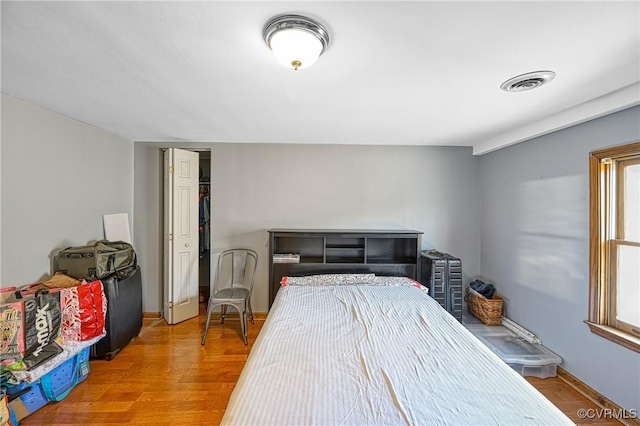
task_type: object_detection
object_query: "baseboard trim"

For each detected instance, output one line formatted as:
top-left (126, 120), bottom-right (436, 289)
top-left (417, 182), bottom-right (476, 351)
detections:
top-left (557, 367), bottom-right (639, 426)
top-left (143, 311), bottom-right (268, 320)
top-left (206, 312), bottom-right (268, 321)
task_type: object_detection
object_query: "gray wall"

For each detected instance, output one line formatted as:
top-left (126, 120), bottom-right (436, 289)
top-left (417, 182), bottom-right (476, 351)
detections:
top-left (134, 142), bottom-right (481, 314)
top-left (479, 106), bottom-right (640, 412)
top-left (4, 93), bottom-right (637, 411)
top-left (1, 95), bottom-right (133, 285)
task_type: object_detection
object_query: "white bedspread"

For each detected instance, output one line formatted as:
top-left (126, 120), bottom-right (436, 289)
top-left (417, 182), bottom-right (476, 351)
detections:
top-left (222, 285), bottom-right (573, 426)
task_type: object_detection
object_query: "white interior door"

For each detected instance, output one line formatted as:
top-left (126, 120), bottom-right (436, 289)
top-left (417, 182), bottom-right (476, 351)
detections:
top-left (163, 148), bottom-right (199, 324)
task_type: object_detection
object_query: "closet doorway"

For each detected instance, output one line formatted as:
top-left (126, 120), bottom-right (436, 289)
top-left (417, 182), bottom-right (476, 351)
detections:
top-left (198, 151), bottom-right (212, 307)
top-left (162, 148), bottom-right (212, 324)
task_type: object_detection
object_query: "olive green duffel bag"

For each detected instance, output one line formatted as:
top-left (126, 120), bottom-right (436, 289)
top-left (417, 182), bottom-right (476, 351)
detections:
top-left (57, 240), bottom-right (137, 280)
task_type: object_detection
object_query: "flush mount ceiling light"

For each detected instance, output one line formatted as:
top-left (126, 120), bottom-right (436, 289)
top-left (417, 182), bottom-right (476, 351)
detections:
top-left (263, 14), bottom-right (330, 71)
top-left (500, 71), bottom-right (556, 92)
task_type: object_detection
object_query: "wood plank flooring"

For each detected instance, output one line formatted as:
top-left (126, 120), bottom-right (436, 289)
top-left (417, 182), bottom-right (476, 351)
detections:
top-left (20, 309), bottom-right (621, 425)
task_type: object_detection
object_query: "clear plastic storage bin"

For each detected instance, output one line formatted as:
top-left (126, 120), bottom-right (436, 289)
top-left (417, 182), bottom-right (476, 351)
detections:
top-left (464, 323), bottom-right (562, 379)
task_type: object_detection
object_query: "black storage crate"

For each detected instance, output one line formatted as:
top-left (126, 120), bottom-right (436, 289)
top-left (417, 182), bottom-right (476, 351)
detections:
top-left (419, 251), bottom-right (463, 322)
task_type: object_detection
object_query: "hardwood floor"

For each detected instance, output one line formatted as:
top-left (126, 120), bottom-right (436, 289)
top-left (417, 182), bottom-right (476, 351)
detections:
top-left (20, 309), bottom-right (621, 425)
top-left (525, 377), bottom-right (622, 425)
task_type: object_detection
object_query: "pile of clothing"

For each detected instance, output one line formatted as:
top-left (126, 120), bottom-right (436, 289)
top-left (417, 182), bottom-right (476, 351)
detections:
top-left (469, 279), bottom-right (496, 299)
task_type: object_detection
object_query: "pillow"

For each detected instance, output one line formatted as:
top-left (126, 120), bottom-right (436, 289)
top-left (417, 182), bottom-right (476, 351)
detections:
top-left (280, 274), bottom-right (426, 290)
top-left (371, 276), bottom-right (423, 288)
top-left (281, 273), bottom-right (376, 287)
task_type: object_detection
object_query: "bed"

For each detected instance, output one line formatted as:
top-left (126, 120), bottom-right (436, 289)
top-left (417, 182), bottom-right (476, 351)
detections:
top-left (222, 274), bottom-right (573, 425)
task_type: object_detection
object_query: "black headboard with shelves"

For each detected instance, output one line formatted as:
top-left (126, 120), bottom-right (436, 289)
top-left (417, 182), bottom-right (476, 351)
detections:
top-left (267, 229), bottom-right (422, 308)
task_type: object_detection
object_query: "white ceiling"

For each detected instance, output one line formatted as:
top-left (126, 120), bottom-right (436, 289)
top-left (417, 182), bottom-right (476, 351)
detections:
top-left (2, 1), bottom-right (639, 155)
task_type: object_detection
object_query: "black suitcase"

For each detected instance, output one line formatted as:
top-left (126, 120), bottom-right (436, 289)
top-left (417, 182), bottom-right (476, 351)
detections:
top-left (419, 251), bottom-right (463, 322)
top-left (91, 266), bottom-right (143, 360)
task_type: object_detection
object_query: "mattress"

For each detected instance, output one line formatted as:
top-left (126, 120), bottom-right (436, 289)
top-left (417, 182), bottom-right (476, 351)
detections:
top-left (222, 284), bottom-right (573, 425)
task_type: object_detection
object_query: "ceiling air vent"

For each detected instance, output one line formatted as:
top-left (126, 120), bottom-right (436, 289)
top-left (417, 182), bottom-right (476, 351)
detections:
top-left (500, 71), bottom-right (556, 92)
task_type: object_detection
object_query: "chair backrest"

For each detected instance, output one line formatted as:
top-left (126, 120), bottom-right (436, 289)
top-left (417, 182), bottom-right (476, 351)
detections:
top-left (213, 248), bottom-right (258, 293)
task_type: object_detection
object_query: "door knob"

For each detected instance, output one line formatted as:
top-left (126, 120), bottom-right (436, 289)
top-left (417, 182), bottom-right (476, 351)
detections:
top-left (185, 243), bottom-right (190, 247)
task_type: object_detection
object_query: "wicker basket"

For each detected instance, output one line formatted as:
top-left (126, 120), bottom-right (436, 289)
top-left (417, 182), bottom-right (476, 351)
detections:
top-left (465, 287), bottom-right (503, 325)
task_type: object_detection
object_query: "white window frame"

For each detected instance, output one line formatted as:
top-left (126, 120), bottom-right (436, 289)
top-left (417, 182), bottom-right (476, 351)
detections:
top-left (586, 141), bottom-right (640, 353)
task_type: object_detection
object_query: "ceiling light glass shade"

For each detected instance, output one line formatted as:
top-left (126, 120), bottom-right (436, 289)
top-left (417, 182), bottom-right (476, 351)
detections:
top-left (264, 15), bottom-right (330, 71)
top-left (269, 29), bottom-right (323, 70)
